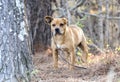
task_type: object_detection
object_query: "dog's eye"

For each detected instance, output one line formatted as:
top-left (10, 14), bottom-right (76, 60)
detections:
top-left (52, 24), bottom-right (56, 27)
top-left (60, 23), bottom-right (64, 27)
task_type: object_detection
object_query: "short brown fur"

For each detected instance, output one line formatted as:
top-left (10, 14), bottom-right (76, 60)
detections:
top-left (45, 16), bottom-right (88, 70)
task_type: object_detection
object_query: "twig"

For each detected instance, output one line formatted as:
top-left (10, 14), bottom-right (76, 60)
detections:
top-left (75, 10), bottom-right (120, 20)
top-left (70, 0), bottom-right (86, 11)
top-left (88, 43), bottom-right (105, 54)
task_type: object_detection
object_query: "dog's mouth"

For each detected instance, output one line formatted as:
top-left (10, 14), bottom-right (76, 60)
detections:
top-left (55, 31), bottom-right (62, 35)
top-left (52, 32), bottom-right (63, 36)
top-left (55, 28), bottom-right (63, 35)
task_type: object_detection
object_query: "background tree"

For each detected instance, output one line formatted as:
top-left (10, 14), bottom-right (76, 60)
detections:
top-left (25, 0), bottom-right (52, 53)
top-left (24, 0), bottom-right (120, 54)
top-left (0, 0), bottom-right (32, 81)
top-left (97, 0), bottom-right (103, 49)
top-left (25, 0), bottom-right (120, 53)
top-left (51, 0), bottom-right (120, 51)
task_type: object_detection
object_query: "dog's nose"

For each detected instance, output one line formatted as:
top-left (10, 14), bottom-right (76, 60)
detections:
top-left (55, 28), bottom-right (60, 33)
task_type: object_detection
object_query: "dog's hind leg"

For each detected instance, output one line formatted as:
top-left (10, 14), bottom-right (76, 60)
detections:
top-left (78, 40), bottom-right (88, 63)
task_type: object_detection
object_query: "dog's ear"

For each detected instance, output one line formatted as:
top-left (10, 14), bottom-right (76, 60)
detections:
top-left (62, 18), bottom-right (68, 24)
top-left (44, 16), bottom-right (53, 25)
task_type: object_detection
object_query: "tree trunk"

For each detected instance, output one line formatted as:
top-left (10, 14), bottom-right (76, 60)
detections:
top-left (0, 0), bottom-right (32, 82)
top-left (97, 0), bottom-right (104, 49)
top-left (105, 0), bottom-right (109, 47)
top-left (59, 0), bottom-right (72, 24)
top-left (25, 0), bottom-right (52, 52)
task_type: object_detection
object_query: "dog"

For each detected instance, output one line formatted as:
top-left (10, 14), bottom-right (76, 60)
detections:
top-left (45, 16), bottom-right (88, 70)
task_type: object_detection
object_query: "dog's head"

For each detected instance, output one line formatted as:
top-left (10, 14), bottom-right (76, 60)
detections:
top-left (45, 16), bottom-right (67, 36)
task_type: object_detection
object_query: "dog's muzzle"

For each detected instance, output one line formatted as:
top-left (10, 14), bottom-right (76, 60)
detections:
top-left (55, 28), bottom-right (61, 35)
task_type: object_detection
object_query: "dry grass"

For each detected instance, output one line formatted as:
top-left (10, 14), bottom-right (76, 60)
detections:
top-left (31, 49), bottom-right (120, 82)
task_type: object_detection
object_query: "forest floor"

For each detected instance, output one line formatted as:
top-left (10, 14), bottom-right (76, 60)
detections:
top-left (32, 49), bottom-right (120, 82)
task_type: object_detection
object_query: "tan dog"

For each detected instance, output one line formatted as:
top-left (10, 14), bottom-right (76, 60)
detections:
top-left (45, 16), bottom-right (88, 70)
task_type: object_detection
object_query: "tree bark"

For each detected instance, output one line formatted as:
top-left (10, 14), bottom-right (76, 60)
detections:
top-left (0, 0), bottom-right (32, 82)
top-left (97, 0), bottom-right (104, 49)
top-left (105, 0), bottom-right (109, 47)
top-left (25, 0), bottom-right (52, 52)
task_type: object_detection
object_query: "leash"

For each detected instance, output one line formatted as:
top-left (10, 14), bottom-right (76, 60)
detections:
top-left (53, 36), bottom-right (87, 69)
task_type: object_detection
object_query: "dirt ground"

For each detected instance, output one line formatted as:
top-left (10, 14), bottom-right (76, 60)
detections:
top-left (32, 49), bottom-right (120, 82)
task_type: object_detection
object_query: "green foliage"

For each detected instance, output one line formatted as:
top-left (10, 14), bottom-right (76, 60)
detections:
top-left (81, 16), bottom-right (87, 20)
top-left (76, 60), bottom-right (82, 65)
top-left (118, 79), bottom-right (120, 82)
top-left (87, 39), bottom-right (93, 44)
top-left (76, 21), bottom-right (84, 28)
top-left (77, 51), bottom-right (82, 56)
top-left (115, 46), bottom-right (120, 51)
top-left (76, 16), bottom-right (87, 28)
top-left (31, 69), bottom-right (39, 75)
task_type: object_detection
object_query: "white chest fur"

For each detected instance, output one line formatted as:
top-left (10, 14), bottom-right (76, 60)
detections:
top-left (56, 44), bottom-right (61, 49)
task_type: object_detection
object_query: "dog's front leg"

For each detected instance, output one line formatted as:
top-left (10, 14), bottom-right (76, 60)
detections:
top-left (70, 49), bottom-right (75, 70)
top-left (53, 49), bottom-right (58, 69)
